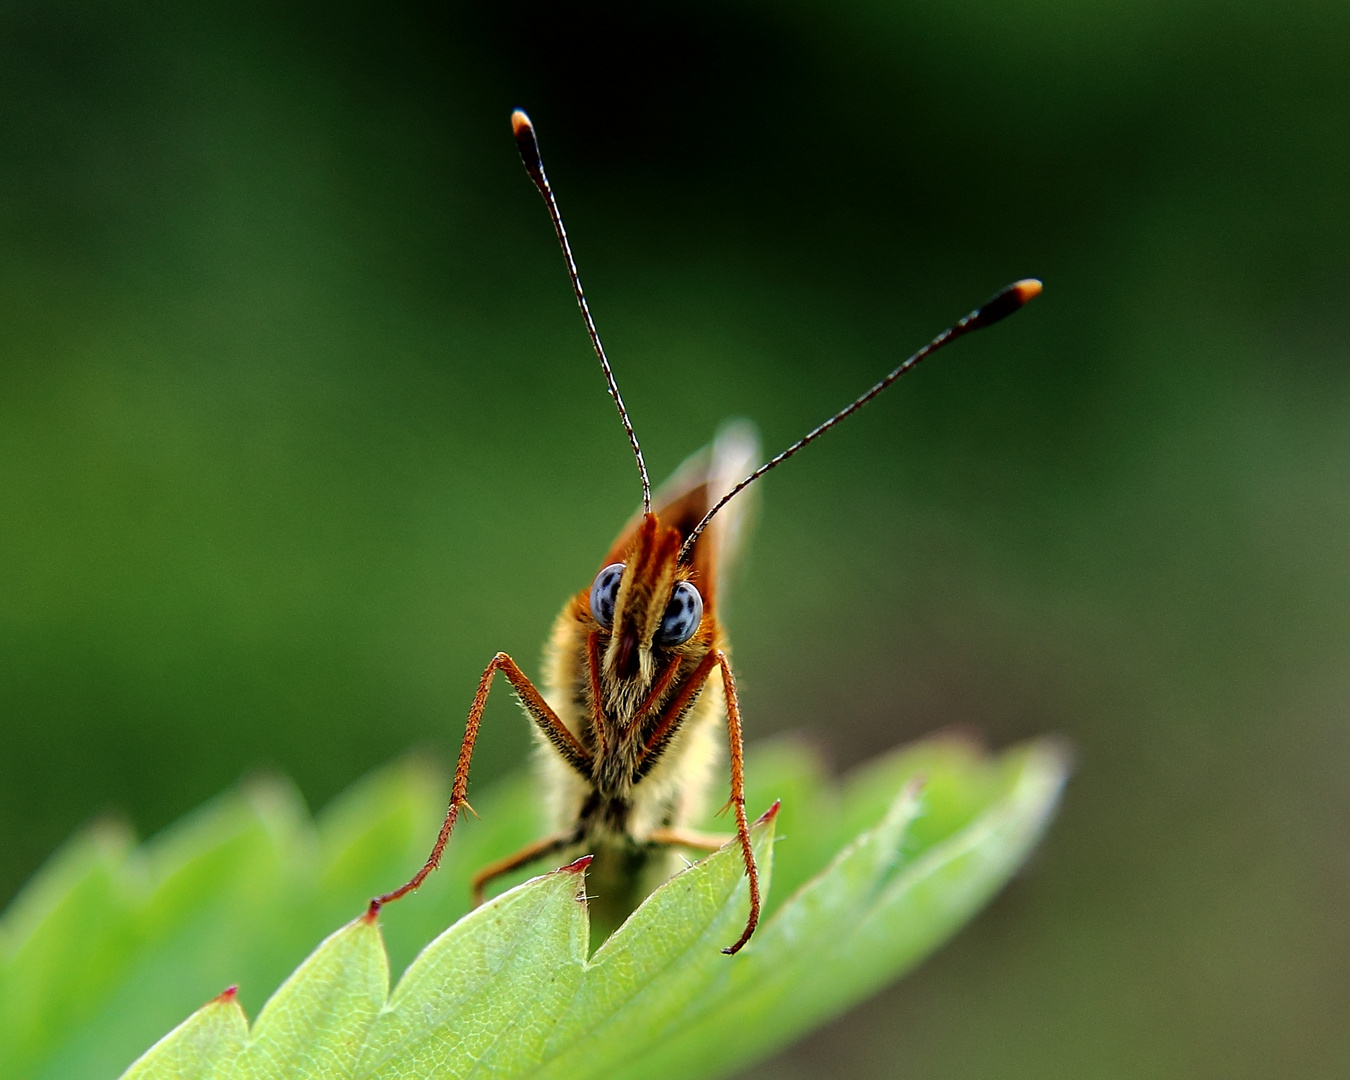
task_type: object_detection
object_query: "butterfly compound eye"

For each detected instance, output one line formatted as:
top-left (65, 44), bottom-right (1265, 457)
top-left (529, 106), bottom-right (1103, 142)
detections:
top-left (589, 563), bottom-right (625, 629)
top-left (655, 581), bottom-right (703, 647)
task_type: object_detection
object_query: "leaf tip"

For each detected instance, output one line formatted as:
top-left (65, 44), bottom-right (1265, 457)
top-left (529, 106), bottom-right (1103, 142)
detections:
top-left (558, 853), bottom-right (594, 875)
top-left (1035, 735), bottom-right (1077, 777)
top-left (212, 985), bottom-right (238, 1005)
top-left (755, 799), bottom-right (782, 825)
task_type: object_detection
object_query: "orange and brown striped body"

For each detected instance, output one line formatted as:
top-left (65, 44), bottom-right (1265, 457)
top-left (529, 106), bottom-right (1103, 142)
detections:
top-left (536, 427), bottom-right (755, 933)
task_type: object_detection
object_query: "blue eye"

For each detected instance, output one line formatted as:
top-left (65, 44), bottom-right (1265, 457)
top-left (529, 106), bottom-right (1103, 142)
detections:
top-left (589, 563), bottom-right (625, 629)
top-left (655, 581), bottom-right (703, 646)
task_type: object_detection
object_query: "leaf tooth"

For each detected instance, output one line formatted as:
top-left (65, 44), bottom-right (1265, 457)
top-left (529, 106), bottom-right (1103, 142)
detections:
top-left (244, 914), bottom-right (389, 1080)
top-left (118, 987), bottom-right (249, 1080)
top-left (527, 811), bottom-right (779, 1080)
top-left (361, 866), bottom-right (589, 1079)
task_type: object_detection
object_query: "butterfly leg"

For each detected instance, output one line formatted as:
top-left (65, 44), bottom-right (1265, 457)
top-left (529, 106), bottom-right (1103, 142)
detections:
top-left (632, 650), bottom-right (720, 775)
top-left (471, 831), bottom-right (580, 906)
top-left (714, 650), bottom-right (761, 955)
top-left (630, 649), bottom-right (762, 954)
top-left (648, 826), bottom-right (732, 853)
top-left (371, 652), bottom-right (592, 910)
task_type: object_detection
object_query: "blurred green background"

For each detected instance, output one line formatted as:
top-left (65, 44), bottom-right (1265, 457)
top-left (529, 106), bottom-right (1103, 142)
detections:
top-left (1, 0), bottom-right (1347, 1077)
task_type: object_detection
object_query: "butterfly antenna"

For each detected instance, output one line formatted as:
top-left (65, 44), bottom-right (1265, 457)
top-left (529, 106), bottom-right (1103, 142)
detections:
top-left (512, 109), bottom-right (652, 514)
top-left (679, 279), bottom-right (1043, 562)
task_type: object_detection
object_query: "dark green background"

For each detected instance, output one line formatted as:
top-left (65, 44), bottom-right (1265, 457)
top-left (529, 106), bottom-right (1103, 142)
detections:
top-left (2, 1), bottom-right (1347, 1077)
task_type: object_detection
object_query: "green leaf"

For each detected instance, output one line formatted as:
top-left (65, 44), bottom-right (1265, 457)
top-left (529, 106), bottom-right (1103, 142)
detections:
top-left (243, 913), bottom-right (388, 1078)
top-left (0, 765), bottom-right (453, 1080)
top-left (526, 812), bottom-right (778, 1080)
top-left (619, 739), bottom-right (1069, 1080)
top-left (120, 817), bottom-right (774, 1080)
top-left (1, 737), bottom-right (1068, 1080)
top-left (363, 854), bottom-right (591, 1077)
top-left (119, 993), bottom-right (248, 1080)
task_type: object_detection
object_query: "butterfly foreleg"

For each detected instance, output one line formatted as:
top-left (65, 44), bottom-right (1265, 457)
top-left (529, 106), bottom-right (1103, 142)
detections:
top-left (371, 652), bottom-right (591, 910)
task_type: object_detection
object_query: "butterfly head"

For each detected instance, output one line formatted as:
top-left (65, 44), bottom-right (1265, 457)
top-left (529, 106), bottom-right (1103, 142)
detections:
top-left (588, 513), bottom-right (706, 687)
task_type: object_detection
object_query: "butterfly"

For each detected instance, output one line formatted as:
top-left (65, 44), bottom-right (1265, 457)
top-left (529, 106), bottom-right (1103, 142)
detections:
top-left (370, 109), bottom-right (1040, 954)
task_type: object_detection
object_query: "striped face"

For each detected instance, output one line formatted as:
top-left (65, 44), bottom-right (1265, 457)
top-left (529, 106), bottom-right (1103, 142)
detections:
top-left (596, 513), bottom-right (700, 687)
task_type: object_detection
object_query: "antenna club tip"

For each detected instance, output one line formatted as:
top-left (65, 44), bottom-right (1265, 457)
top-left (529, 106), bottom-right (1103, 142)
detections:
top-left (511, 108), bottom-right (544, 183)
top-left (970, 277), bottom-right (1044, 329)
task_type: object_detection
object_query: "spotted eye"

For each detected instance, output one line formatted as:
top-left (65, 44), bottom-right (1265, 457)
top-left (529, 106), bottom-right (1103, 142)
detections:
top-left (589, 563), bottom-right (625, 629)
top-left (655, 580), bottom-right (703, 647)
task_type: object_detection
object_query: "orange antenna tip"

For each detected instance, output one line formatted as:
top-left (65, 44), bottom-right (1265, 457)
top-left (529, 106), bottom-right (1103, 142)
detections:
top-left (509, 110), bottom-right (652, 512)
top-left (678, 273), bottom-right (1043, 561)
top-left (969, 277), bottom-right (1044, 329)
top-left (511, 108), bottom-right (544, 185)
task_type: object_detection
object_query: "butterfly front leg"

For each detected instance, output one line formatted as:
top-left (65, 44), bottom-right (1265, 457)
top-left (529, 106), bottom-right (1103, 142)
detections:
top-left (631, 649), bottom-right (762, 955)
top-left (370, 652), bottom-right (592, 911)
